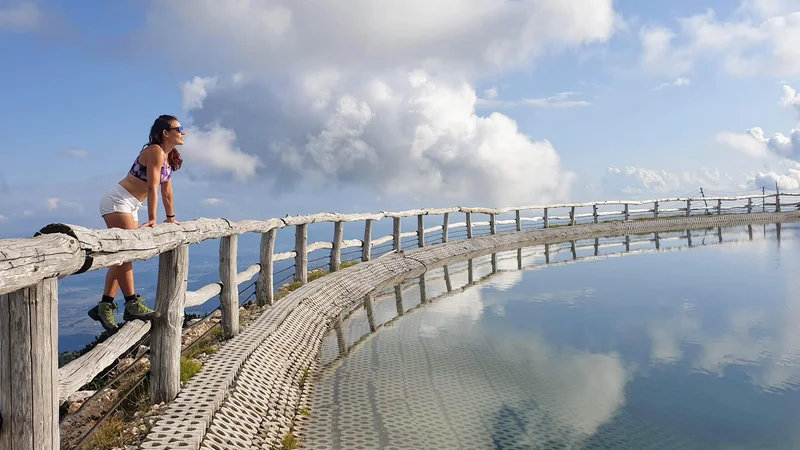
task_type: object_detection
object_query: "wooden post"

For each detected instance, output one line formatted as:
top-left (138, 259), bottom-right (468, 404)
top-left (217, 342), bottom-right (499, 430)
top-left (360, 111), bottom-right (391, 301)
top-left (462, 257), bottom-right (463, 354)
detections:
top-left (624, 204), bottom-right (629, 220)
top-left (593, 205), bottom-right (598, 223)
top-left (362, 219), bottom-right (372, 262)
top-left (331, 221), bottom-right (343, 272)
top-left (653, 201), bottom-right (659, 218)
top-left (489, 213), bottom-right (497, 235)
top-left (570, 241), bottom-right (576, 260)
top-left (544, 243), bottom-right (550, 263)
top-left (687, 229), bottom-right (693, 246)
top-left (394, 285), bottom-right (404, 316)
top-left (0, 278), bottom-right (59, 450)
top-left (220, 235), bottom-right (240, 337)
top-left (256, 229), bottom-right (275, 306)
top-left (417, 214), bottom-right (424, 248)
top-left (442, 213), bottom-right (449, 243)
top-left (465, 212), bottom-right (473, 238)
top-left (295, 224), bottom-right (308, 283)
top-left (444, 266), bottom-right (452, 291)
top-left (747, 198), bottom-right (753, 214)
top-left (517, 248), bottom-right (523, 270)
top-left (569, 207), bottom-right (576, 226)
top-left (467, 259), bottom-right (474, 284)
top-left (594, 238), bottom-right (599, 256)
top-left (718, 226), bottom-right (723, 244)
top-left (515, 210), bottom-right (522, 231)
top-left (625, 235), bottom-right (630, 252)
top-left (363, 294), bottom-right (376, 332)
top-left (491, 253), bottom-right (498, 273)
top-left (775, 181), bottom-right (781, 212)
top-left (655, 232), bottom-right (660, 250)
top-left (150, 244), bottom-right (189, 404)
top-left (334, 314), bottom-right (347, 357)
top-left (419, 275), bottom-right (427, 303)
top-left (685, 199), bottom-right (691, 217)
top-left (717, 199), bottom-right (722, 215)
top-left (543, 208), bottom-right (549, 228)
top-left (393, 217), bottom-right (401, 252)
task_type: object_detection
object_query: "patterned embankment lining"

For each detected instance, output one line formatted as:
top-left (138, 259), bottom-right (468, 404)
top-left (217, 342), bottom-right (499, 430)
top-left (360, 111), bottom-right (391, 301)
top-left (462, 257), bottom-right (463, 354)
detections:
top-left (138, 211), bottom-right (800, 449)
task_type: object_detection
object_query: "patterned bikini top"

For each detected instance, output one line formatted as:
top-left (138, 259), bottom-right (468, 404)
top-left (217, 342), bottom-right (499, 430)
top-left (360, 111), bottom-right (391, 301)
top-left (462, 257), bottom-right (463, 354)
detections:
top-left (129, 152), bottom-right (172, 184)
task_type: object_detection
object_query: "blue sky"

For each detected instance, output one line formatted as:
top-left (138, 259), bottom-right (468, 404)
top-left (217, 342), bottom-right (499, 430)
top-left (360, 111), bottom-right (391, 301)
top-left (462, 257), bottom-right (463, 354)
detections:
top-left (1, 0), bottom-right (800, 238)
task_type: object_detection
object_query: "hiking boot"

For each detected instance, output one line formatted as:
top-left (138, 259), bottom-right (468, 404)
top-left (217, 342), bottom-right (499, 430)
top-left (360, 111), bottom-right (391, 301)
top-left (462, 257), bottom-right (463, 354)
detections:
top-left (123, 295), bottom-right (161, 321)
top-left (88, 302), bottom-right (118, 332)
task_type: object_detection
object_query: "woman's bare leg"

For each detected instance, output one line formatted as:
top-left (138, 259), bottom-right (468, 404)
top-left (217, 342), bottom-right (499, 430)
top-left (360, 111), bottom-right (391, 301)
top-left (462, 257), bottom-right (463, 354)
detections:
top-left (102, 212), bottom-right (138, 297)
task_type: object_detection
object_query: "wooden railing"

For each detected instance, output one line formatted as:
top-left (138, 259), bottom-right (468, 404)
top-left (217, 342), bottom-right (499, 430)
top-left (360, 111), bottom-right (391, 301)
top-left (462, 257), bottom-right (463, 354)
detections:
top-left (0, 191), bottom-right (796, 449)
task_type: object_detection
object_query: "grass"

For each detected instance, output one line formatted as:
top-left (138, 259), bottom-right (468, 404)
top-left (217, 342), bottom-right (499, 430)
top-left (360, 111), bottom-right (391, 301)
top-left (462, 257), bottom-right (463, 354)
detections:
top-left (298, 367), bottom-right (309, 390)
top-left (180, 356), bottom-right (202, 384)
top-left (184, 324), bottom-right (222, 359)
top-left (340, 260), bottom-right (359, 269)
top-left (279, 430), bottom-right (300, 450)
top-left (275, 260), bottom-right (361, 301)
top-left (83, 415), bottom-right (126, 450)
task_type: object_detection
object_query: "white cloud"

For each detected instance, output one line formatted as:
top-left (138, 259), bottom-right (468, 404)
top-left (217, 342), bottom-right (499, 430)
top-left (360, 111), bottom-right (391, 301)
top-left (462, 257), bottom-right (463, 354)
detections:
top-left (736, 0), bottom-right (800, 19)
top-left (483, 87), bottom-right (499, 100)
top-left (203, 197), bottom-right (223, 205)
top-left (603, 166), bottom-right (739, 196)
top-left (127, 1), bottom-right (622, 206)
top-left (46, 197), bottom-right (84, 213)
top-left (140, 0), bottom-right (619, 76)
top-left (180, 70), bottom-right (577, 206)
top-left (640, 2), bottom-right (800, 77)
top-left (182, 123), bottom-right (263, 182)
top-left (716, 129), bottom-right (773, 158)
top-left (477, 91), bottom-right (592, 108)
top-left (179, 76), bottom-right (219, 113)
top-left (0, 2), bottom-right (40, 32)
top-left (652, 77), bottom-right (691, 91)
top-left (59, 149), bottom-right (89, 158)
top-left (718, 84), bottom-right (800, 161)
top-left (751, 169), bottom-right (800, 190)
top-left (780, 84), bottom-right (800, 114)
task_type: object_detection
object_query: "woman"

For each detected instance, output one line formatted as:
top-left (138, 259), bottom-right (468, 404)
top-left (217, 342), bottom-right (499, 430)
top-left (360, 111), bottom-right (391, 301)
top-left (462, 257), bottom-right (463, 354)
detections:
top-left (88, 115), bottom-right (185, 332)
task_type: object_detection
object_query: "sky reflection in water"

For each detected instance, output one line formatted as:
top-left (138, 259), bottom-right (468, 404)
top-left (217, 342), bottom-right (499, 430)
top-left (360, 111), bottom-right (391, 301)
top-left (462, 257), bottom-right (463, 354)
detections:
top-left (305, 223), bottom-right (800, 449)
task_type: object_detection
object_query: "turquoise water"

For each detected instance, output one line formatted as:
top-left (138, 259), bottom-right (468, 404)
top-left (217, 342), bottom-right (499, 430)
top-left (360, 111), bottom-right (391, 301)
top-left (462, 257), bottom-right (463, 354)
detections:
top-left (305, 223), bottom-right (800, 449)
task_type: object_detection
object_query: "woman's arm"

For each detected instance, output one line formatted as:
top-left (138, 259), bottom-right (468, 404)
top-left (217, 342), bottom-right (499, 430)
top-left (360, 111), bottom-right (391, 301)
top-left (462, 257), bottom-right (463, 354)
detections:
top-left (161, 178), bottom-right (179, 224)
top-left (142, 147), bottom-right (166, 228)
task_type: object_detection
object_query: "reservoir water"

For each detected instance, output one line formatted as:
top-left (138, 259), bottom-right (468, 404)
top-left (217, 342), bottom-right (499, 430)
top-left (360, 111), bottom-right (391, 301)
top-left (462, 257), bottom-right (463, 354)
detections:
top-left (304, 223), bottom-right (800, 449)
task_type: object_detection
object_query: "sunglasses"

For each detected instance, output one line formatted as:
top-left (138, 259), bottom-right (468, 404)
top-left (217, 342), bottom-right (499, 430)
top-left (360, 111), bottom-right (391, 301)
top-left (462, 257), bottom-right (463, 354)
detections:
top-left (168, 126), bottom-right (185, 133)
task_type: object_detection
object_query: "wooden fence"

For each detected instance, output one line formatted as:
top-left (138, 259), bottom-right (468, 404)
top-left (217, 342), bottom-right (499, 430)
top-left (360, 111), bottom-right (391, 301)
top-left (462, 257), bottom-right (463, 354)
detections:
top-left (0, 191), bottom-right (796, 449)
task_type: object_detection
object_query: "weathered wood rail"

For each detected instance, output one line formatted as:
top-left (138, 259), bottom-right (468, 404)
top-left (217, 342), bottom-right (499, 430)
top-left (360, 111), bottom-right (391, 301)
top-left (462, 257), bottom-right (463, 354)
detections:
top-left (0, 191), bottom-right (797, 449)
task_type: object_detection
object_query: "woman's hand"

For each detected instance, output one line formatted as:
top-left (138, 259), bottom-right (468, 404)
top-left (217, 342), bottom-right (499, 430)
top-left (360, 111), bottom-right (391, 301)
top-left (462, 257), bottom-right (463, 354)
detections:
top-left (140, 219), bottom-right (157, 228)
top-left (164, 216), bottom-right (181, 225)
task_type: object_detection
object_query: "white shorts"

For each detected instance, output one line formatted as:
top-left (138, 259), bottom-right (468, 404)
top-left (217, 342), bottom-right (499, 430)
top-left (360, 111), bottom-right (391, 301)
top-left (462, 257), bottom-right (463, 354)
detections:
top-left (100, 184), bottom-right (143, 223)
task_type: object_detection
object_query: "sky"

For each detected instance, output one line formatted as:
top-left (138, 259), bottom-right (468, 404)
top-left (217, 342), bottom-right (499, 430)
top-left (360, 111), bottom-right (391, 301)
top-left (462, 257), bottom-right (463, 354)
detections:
top-left (1, 0), bottom-right (800, 238)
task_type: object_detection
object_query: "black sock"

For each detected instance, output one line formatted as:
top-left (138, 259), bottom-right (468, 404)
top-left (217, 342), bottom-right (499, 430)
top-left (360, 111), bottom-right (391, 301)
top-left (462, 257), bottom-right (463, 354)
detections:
top-left (101, 295), bottom-right (115, 303)
top-left (124, 294), bottom-right (138, 303)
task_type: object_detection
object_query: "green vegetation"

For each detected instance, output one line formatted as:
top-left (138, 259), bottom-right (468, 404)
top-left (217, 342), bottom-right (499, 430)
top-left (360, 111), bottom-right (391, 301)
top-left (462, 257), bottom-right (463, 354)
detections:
top-left (279, 430), bottom-right (300, 450)
top-left (83, 415), bottom-right (126, 450)
top-left (298, 366), bottom-right (310, 390)
top-left (180, 357), bottom-right (202, 384)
